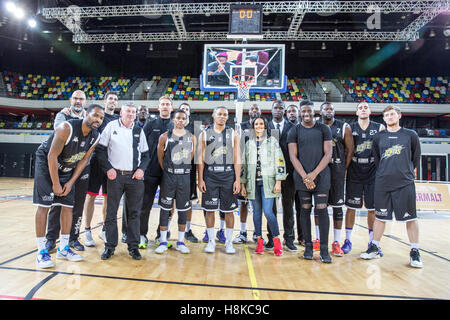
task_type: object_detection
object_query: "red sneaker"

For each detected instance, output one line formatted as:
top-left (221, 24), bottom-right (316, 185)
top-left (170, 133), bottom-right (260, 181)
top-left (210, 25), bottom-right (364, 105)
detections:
top-left (273, 238), bottom-right (283, 256)
top-left (254, 238), bottom-right (264, 254)
top-left (313, 238), bottom-right (320, 251)
top-left (331, 241), bottom-right (344, 257)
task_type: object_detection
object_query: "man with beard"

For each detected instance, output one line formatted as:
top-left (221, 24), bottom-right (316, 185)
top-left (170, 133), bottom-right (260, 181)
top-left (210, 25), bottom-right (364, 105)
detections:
top-left (34, 104), bottom-right (104, 268)
top-left (45, 90), bottom-right (91, 252)
top-left (233, 103), bottom-right (262, 245)
top-left (318, 102), bottom-right (354, 257)
top-left (288, 100), bottom-right (333, 263)
top-left (83, 91), bottom-right (120, 247)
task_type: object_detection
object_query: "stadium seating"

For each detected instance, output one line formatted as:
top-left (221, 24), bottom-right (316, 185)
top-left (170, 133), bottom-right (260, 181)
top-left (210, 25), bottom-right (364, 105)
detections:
top-left (340, 76), bottom-right (449, 104)
top-left (3, 71), bottom-right (135, 100)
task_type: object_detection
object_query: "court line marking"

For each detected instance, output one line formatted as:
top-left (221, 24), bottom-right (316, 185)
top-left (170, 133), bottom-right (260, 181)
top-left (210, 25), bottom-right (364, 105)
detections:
top-left (24, 272), bottom-right (58, 300)
top-left (0, 265), bottom-right (441, 300)
top-left (243, 245), bottom-right (260, 300)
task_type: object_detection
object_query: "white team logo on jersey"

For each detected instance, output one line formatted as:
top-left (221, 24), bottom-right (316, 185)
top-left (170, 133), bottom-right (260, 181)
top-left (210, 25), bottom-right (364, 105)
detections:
top-left (72, 137), bottom-right (79, 143)
top-left (403, 212), bottom-right (411, 218)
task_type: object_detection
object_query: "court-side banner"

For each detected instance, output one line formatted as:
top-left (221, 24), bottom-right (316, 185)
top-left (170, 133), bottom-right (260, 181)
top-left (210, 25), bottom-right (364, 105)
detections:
top-left (416, 182), bottom-right (450, 211)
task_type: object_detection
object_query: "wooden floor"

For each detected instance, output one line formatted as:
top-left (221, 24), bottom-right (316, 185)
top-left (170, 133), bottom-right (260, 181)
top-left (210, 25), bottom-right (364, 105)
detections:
top-left (0, 177), bottom-right (449, 300)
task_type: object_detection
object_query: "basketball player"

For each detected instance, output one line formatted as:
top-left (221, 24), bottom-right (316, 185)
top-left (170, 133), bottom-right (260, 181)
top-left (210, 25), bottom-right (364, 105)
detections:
top-left (318, 102), bottom-right (354, 256)
top-left (233, 103), bottom-right (262, 244)
top-left (155, 110), bottom-right (196, 254)
top-left (361, 105), bottom-right (422, 268)
top-left (34, 104), bottom-right (104, 268)
top-left (343, 101), bottom-right (385, 254)
top-left (198, 106), bottom-right (241, 254)
top-left (288, 100), bottom-right (333, 263)
top-left (83, 91), bottom-right (120, 247)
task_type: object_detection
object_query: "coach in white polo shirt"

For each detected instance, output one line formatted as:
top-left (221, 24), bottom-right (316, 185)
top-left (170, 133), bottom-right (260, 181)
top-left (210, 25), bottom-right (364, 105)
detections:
top-left (96, 102), bottom-right (150, 261)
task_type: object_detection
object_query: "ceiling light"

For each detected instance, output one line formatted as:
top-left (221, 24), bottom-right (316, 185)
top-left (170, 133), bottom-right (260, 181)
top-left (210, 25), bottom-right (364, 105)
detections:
top-left (5, 2), bottom-right (16, 13)
top-left (445, 42), bottom-right (449, 50)
top-left (178, 43), bottom-right (182, 50)
top-left (57, 34), bottom-right (62, 42)
top-left (126, 44), bottom-right (131, 52)
top-left (18, 43), bottom-right (22, 51)
top-left (429, 29), bottom-right (436, 38)
top-left (347, 42), bottom-right (351, 50)
top-left (101, 44), bottom-right (105, 52)
top-left (376, 42), bottom-right (380, 50)
top-left (149, 43), bottom-right (153, 51)
top-left (27, 18), bottom-right (37, 28)
top-left (49, 46), bottom-right (54, 54)
top-left (23, 33), bottom-right (28, 41)
top-left (290, 42), bottom-right (295, 50)
top-left (405, 42), bottom-right (410, 51)
top-left (76, 45), bottom-right (81, 53)
top-left (321, 42), bottom-right (326, 50)
top-left (13, 7), bottom-right (25, 20)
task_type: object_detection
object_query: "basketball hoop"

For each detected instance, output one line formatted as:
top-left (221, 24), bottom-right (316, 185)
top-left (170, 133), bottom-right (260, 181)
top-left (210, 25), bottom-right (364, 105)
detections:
top-left (232, 74), bottom-right (255, 101)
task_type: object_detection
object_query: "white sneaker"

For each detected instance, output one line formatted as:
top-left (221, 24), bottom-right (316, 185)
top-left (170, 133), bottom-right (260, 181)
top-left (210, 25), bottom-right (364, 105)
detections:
top-left (233, 232), bottom-right (248, 244)
top-left (56, 245), bottom-right (83, 261)
top-left (99, 230), bottom-right (106, 242)
top-left (84, 229), bottom-right (95, 247)
top-left (36, 249), bottom-right (54, 268)
top-left (225, 242), bottom-right (236, 254)
top-left (155, 243), bottom-right (169, 254)
top-left (176, 242), bottom-right (190, 254)
top-left (204, 241), bottom-right (216, 253)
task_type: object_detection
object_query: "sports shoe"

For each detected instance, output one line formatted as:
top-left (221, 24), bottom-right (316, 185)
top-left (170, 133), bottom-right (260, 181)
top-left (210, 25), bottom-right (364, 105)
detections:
top-left (121, 233), bottom-right (127, 243)
top-left (331, 241), bottom-right (344, 257)
top-left (225, 242), bottom-right (236, 254)
top-left (184, 230), bottom-right (198, 243)
top-left (303, 244), bottom-right (314, 260)
top-left (233, 231), bottom-right (248, 244)
top-left (45, 239), bottom-right (56, 253)
top-left (342, 239), bottom-right (352, 254)
top-left (69, 239), bottom-right (85, 251)
top-left (204, 241), bottom-right (216, 253)
top-left (320, 249), bottom-right (333, 263)
top-left (176, 242), bottom-right (190, 254)
top-left (56, 245), bottom-right (83, 261)
top-left (254, 238), bottom-right (264, 254)
top-left (368, 242), bottom-right (384, 257)
top-left (313, 238), bottom-right (320, 251)
top-left (99, 230), bottom-right (106, 242)
top-left (216, 229), bottom-right (226, 243)
top-left (138, 235), bottom-right (148, 249)
top-left (285, 240), bottom-right (298, 252)
top-left (252, 233), bottom-right (258, 242)
top-left (202, 230), bottom-right (209, 243)
top-left (265, 238), bottom-right (274, 250)
top-left (155, 242), bottom-right (169, 254)
top-left (273, 238), bottom-right (283, 256)
top-left (410, 248), bottom-right (423, 268)
top-left (84, 229), bottom-right (95, 247)
top-left (155, 236), bottom-right (173, 248)
top-left (36, 249), bottom-right (54, 268)
top-left (360, 243), bottom-right (381, 260)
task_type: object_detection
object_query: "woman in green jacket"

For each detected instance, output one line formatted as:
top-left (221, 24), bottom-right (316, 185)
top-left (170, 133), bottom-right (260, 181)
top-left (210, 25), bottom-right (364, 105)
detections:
top-left (241, 117), bottom-right (287, 256)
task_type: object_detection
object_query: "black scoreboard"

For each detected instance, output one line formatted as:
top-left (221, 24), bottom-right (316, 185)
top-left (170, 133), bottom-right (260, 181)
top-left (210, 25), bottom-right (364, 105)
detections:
top-left (228, 4), bottom-right (263, 39)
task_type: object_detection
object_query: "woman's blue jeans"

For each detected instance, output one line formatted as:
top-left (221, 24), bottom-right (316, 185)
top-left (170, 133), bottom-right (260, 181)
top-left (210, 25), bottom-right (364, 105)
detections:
top-left (251, 184), bottom-right (280, 237)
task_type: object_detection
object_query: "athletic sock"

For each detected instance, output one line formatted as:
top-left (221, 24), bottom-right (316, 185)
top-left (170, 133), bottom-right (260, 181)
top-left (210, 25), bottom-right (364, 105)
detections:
top-left (185, 221), bottom-right (191, 233)
top-left (225, 228), bottom-right (233, 244)
top-left (411, 243), bottom-right (419, 250)
top-left (345, 228), bottom-right (353, 241)
top-left (219, 219), bottom-right (225, 231)
top-left (160, 230), bottom-right (167, 244)
top-left (60, 234), bottom-right (69, 250)
top-left (240, 222), bottom-right (247, 233)
top-left (37, 237), bottom-right (46, 252)
top-left (178, 231), bottom-right (185, 243)
top-left (368, 229), bottom-right (374, 242)
top-left (207, 228), bottom-right (215, 243)
top-left (315, 225), bottom-right (320, 240)
top-left (371, 240), bottom-right (380, 248)
top-left (334, 228), bottom-right (342, 243)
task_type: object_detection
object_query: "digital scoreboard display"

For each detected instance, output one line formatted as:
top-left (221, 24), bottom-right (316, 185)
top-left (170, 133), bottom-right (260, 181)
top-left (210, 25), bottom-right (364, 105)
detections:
top-left (228, 4), bottom-right (263, 38)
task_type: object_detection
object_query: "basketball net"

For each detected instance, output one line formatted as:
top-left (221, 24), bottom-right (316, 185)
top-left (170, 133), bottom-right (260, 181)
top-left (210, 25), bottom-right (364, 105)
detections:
top-left (233, 74), bottom-right (254, 124)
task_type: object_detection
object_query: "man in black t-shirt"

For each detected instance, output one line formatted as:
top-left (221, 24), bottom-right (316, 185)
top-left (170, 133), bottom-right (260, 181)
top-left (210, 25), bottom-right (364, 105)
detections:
top-left (361, 105), bottom-right (422, 268)
top-left (287, 100), bottom-right (333, 263)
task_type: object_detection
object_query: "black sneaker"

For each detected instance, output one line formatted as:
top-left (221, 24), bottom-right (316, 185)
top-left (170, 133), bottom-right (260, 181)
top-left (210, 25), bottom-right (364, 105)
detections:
top-left (129, 248), bottom-right (142, 260)
top-left (303, 244), bottom-right (313, 260)
top-left (265, 238), bottom-right (274, 250)
top-left (319, 249), bottom-right (332, 263)
top-left (360, 242), bottom-right (381, 260)
top-left (184, 230), bottom-right (199, 243)
top-left (69, 240), bottom-right (85, 251)
top-left (410, 248), bottom-right (423, 268)
top-left (121, 233), bottom-right (127, 243)
top-left (285, 241), bottom-right (298, 252)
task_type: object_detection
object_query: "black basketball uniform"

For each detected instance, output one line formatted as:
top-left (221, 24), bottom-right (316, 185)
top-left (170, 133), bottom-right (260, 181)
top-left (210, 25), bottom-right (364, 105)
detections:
top-left (87, 112), bottom-right (120, 196)
top-left (185, 119), bottom-right (198, 201)
top-left (345, 121), bottom-right (383, 209)
top-left (33, 119), bottom-right (100, 207)
top-left (286, 122), bottom-right (332, 193)
top-left (158, 130), bottom-right (193, 212)
top-left (201, 126), bottom-right (239, 212)
top-left (373, 128), bottom-right (421, 221)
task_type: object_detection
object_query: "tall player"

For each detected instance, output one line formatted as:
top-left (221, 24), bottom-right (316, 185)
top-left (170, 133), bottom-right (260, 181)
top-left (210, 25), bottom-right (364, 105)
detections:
top-left (343, 101), bottom-right (385, 254)
top-left (319, 102), bottom-right (354, 256)
top-left (198, 106), bottom-right (241, 254)
top-left (361, 105), bottom-right (422, 268)
top-left (83, 91), bottom-right (120, 246)
top-left (34, 104), bottom-right (104, 268)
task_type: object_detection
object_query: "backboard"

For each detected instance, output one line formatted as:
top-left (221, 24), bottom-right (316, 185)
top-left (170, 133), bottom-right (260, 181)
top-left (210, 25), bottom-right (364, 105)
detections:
top-left (200, 43), bottom-right (286, 94)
